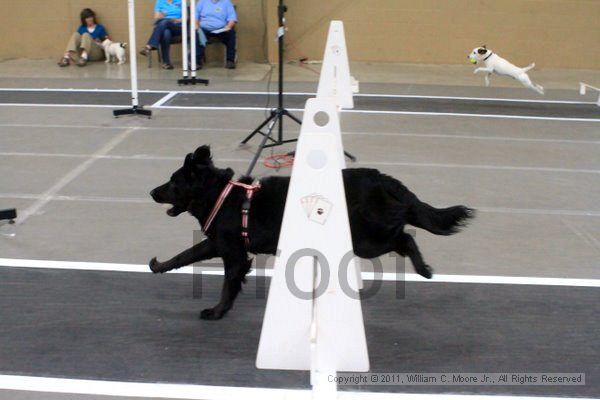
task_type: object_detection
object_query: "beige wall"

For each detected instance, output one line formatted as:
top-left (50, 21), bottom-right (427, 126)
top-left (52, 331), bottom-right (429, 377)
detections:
top-left (0, 0), bottom-right (598, 69)
top-left (272, 0), bottom-right (600, 69)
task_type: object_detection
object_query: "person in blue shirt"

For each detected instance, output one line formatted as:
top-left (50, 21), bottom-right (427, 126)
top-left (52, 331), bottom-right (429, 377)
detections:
top-left (140, 0), bottom-right (190, 70)
top-left (58, 9), bottom-right (109, 67)
top-left (196, 0), bottom-right (238, 69)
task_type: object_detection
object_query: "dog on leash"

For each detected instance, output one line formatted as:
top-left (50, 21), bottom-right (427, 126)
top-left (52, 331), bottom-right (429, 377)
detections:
top-left (149, 145), bottom-right (475, 320)
top-left (468, 45), bottom-right (544, 95)
top-left (102, 39), bottom-right (127, 64)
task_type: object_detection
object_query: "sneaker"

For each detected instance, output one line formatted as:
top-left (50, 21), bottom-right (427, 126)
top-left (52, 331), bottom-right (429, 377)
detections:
top-left (161, 63), bottom-right (174, 70)
top-left (226, 61), bottom-right (236, 69)
top-left (76, 58), bottom-right (88, 67)
top-left (57, 57), bottom-right (70, 67)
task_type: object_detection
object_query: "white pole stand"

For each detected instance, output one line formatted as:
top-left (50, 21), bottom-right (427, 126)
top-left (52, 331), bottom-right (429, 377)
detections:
top-left (256, 98), bottom-right (370, 396)
top-left (178, 0), bottom-right (209, 86)
top-left (114, 0), bottom-right (152, 118)
top-left (579, 82), bottom-right (600, 107)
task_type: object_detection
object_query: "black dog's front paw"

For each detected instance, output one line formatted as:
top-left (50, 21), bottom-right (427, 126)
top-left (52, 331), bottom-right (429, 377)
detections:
top-left (199, 307), bottom-right (225, 320)
top-left (417, 264), bottom-right (433, 279)
top-left (149, 257), bottom-right (166, 273)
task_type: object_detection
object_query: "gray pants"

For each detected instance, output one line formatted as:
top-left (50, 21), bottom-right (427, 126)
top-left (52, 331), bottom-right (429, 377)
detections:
top-left (65, 32), bottom-right (105, 61)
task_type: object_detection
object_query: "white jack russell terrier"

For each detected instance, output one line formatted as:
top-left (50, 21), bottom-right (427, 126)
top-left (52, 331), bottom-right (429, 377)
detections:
top-left (102, 39), bottom-right (127, 65)
top-left (468, 45), bottom-right (544, 95)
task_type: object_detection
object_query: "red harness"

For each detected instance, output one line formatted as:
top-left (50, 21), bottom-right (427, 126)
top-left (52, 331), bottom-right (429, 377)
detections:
top-left (203, 180), bottom-right (261, 246)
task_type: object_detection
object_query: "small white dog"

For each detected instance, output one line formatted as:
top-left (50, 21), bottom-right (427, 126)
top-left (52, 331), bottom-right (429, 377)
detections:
top-left (102, 39), bottom-right (127, 65)
top-left (468, 45), bottom-right (544, 95)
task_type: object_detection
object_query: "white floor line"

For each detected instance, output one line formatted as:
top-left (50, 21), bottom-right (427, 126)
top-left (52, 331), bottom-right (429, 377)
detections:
top-left (342, 131), bottom-right (600, 145)
top-left (152, 105), bottom-right (600, 122)
top-left (151, 91), bottom-right (178, 107)
top-left (15, 127), bottom-right (139, 225)
top-left (363, 160), bottom-right (600, 174)
top-left (1, 151), bottom-right (598, 175)
top-left (1, 258), bottom-right (598, 287)
top-left (0, 87), bottom-right (596, 104)
top-left (1, 122), bottom-right (599, 144)
top-left (341, 109), bottom-right (600, 123)
top-left (0, 375), bottom-right (591, 400)
top-left (2, 193), bottom-right (600, 217)
top-left (0, 103), bottom-right (123, 108)
top-left (0, 103), bottom-right (597, 122)
top-left (0, 88), bottom-right (171, 93)
top-left (0, 122), bottom-right (250, 133)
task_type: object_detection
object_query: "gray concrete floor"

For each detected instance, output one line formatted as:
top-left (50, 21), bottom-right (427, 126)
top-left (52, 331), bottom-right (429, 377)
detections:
top-left (0, 60), bottom-right (599, 399)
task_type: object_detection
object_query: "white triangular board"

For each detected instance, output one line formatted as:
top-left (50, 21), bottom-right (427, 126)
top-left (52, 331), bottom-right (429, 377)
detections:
top-left (317, 21), bottom-right (356, 110)
top-left (315, 21), bottom-right (363, 290)
top-left (256, 98), bottom-right (369, 372)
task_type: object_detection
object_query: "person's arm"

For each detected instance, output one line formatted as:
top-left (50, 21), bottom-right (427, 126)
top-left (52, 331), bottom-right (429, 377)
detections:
top-left (225, 1), bottom-right (237, 29)
top-left (195, 0), bottom-right (202, 29)
top-left (154, 1), bottom-right (166, 20)
top-left (98, 25), bottom-right (109, 42)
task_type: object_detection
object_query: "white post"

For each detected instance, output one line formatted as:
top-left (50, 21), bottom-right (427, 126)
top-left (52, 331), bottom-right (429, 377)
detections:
top-left (181, 0), bottom-right (189, 79)
top-left (127, 0), bottom-right (139, 107)
top-left (190, 0), bottom-right (197, 78)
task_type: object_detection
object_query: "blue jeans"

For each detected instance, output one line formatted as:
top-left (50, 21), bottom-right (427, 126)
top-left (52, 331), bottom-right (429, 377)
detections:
top-left (147, 19), bottom-right (182, 65)
top-left (197, 28), bottom-right (237, 63)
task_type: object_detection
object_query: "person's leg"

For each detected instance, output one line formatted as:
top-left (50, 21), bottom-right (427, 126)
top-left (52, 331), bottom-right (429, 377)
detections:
top-left (74, 33), bottom-right (94, 66)
top-left (147, 18), bottom-right (170, 49)
top-left (220, 29), bottom-right (236, 63)
top-left (196, 29), bottom-right (211, 66)
top-left (79, 33), bottom-right (93, 59)
top-left (160, 28), bottom-right (173, 65)
top-left (59, 32), bottom-right (81, 65)
top-left (65, 32), bottom-right (82, 54)
top-left (88, 40), bottom-right (105, 61)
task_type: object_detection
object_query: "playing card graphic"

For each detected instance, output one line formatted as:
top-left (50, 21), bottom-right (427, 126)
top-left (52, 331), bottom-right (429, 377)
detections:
top-left (300, 194), bottom-right (333, 224)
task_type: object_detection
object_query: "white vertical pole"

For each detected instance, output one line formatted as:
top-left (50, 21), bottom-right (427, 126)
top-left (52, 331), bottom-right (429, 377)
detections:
top-left (127, 0), bottom-right (139, 107)
top-left (181, 0), bottom-right (189, 79)
top-left (190, 0), bottom-right (197, 78)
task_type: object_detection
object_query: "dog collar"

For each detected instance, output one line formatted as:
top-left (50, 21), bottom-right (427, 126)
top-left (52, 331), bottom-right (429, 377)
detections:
top-left (483, 52), bottom-right (494, 61)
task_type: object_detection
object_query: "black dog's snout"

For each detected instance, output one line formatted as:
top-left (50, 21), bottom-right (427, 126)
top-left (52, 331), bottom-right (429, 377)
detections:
top-left (150, 189), bottom-right (157, 199)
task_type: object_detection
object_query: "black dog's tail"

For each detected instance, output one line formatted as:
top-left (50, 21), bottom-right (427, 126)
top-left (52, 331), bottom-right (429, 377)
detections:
top-left (407, 201), bottom-right (475, 236)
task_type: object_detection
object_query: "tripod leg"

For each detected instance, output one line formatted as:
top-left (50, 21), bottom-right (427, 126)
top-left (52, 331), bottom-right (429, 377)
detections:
top-left (283, 109), bottom-right (302, 125)
top-left (344, 150), bottom-right (357, 162)
top-left (245, 117), bottom-right (278, 176)
top-left (240, 111), bottom-right (276, 145)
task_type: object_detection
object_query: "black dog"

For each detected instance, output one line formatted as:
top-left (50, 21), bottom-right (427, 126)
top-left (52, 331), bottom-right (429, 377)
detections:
top-left (150, 145), bottom-right (474, 320)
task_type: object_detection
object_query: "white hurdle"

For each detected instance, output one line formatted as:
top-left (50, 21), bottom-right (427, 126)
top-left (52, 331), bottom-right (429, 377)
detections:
top-left (256, 21), bottom-right (368, 399)
top-left (113, 0), bottom-right (152, 118)
top-left (579, 82), bottom-right (600, 106)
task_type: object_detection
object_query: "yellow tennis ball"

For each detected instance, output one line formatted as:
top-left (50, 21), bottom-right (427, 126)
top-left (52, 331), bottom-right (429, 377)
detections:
top-left (469, 58), bottom-right (477, 64)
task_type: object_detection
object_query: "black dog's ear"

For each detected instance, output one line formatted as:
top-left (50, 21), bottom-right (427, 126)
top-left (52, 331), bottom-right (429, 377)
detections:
top-left (193, 145), bottom-right (212, 164)
top-left (477, 47), bottom-right (487, 54)
top-left (184, 153), bottom-right (193, 167)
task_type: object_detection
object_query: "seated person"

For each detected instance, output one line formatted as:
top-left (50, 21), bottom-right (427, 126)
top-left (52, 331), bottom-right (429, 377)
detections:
top-left (196, 0), bottom-right (238, 69)
top-left (58, 9), bottom-right (108, 67)
top-left (139, 0), bottom-right (184, 70)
